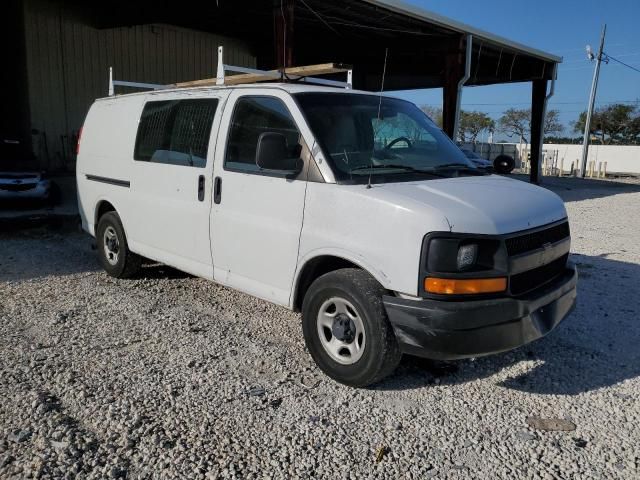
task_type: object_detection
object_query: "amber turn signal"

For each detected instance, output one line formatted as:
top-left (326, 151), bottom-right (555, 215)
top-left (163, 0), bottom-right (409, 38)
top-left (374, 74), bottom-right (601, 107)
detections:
top-left (424, 277), bottom-right (507, 295)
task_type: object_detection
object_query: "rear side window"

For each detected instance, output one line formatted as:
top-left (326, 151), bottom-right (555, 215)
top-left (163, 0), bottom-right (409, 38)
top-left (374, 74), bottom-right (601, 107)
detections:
top-left (225, 96), bottom-right (300, 173)
top-left (134, 99), bottom-right (218, 167)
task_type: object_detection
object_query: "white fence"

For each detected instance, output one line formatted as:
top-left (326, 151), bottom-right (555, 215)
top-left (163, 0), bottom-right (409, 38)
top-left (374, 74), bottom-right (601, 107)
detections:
top-left (462, 142), bottom-right (640, 175)
top-left (536, 144), bottom-right (640, 175)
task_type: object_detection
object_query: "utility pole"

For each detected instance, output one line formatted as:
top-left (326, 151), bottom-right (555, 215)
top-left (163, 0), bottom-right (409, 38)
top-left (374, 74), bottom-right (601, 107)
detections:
top-left (580, 24), bottom-right (606, 178)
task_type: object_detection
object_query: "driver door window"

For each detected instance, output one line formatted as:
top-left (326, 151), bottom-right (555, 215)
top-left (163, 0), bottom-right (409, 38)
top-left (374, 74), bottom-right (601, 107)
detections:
top-left (225, 96), bottom-right (300, 174)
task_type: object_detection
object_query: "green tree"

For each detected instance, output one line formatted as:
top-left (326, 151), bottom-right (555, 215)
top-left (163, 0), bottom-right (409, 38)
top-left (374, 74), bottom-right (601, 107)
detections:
top-left (544, 109), bottom-right (564, 137)
top-left (573, 104), bottom-right (640, 145)
top-left (458, 111), bottom-right (495, 143)
top-left (499, 108), bottom-right (565, 142)
top-left (629, 114), bottom-right (640, 144)
top-left (420, 105), bottom-right (443, 127)
top-left (498, 108), bottom-right (530, 143)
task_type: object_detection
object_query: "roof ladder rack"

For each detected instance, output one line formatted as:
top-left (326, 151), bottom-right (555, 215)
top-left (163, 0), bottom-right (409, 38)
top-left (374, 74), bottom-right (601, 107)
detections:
top-left (107, 46), bottom-right (354, 95)
top-left (173, 46), bottom-right (353, 89)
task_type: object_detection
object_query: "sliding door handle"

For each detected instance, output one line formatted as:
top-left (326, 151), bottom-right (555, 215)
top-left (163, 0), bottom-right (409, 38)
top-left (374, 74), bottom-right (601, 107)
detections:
top-left (197, 175), bottom-right (205, 201)
top-left (214, 176), bottom-right (222, 204)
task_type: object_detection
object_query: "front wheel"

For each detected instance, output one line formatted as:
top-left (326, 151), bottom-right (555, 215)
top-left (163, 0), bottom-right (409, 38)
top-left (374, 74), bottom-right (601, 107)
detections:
top-left (301, 268), bottom-right (401, 387)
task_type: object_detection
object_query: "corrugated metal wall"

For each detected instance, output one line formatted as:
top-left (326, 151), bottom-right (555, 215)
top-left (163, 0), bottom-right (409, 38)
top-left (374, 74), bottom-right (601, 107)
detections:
top-left (23, 0), bottom-right (255, 171)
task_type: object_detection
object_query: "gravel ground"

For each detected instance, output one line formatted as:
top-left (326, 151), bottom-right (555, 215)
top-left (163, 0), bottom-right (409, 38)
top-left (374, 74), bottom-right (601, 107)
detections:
top-left (1, 180), bottom-right (639, 479)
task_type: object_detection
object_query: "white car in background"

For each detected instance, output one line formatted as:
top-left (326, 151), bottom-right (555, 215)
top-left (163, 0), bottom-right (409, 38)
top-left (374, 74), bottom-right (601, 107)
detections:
top-left (76, 84), bottom-right (577, 387)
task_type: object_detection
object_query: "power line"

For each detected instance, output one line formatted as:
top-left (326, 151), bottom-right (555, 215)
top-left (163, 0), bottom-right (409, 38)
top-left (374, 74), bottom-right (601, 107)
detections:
top-left (607, 55), bottom-right (640, 74)
top-left (562, 51), bottom-right (640, 65)
top-left (562, 52), bottom-right (640, 73)
top-left (607, 52), bottom-right (640, 59)
top-left (562, 62), bottom-right (640, 72)
top-left (420, 100), bottom-right (639, 107)
top-left (297, 8), bottom-right (439, 36)
top-left (299, 0), bottom-right (340, 35)
top-left (553, 100), bottom-right (639, 105)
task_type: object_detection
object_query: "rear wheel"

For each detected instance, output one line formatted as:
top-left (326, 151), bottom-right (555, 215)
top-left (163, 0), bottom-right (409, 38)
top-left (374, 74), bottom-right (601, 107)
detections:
top-left (96, 211), bottom-right (141, 278)
top-left (302, 268), bottom-right (401, 387)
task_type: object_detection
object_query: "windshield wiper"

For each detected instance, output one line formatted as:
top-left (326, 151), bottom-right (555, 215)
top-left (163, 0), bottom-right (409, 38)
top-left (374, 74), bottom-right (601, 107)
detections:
top-left (350, 164), bottom-right (429, 174)
top-left (432, 163), bottom-right (476, 169)
top-left (349, 164), bottom-right (451, 178)
top-left (431, 163), bottom-right (485, 175)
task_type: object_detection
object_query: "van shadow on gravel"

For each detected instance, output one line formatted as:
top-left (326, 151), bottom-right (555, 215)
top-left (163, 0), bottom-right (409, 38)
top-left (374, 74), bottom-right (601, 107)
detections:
top-left (378, 253), bottom-right (640, 396)
top-left (0, 231), bottom-right (98, 282)
top-left (0, 231), bottom-right (192, 282)
top-left (136, 263), bottom-right (193, 280)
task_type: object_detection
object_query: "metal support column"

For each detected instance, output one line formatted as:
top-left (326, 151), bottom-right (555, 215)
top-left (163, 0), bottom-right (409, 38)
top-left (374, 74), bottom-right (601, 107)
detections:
top-left (530, 79), bottom-right (548, 184)
top-left (274, 0), bottom-right (295, 71)
top-left (442, 35), bottom-right (472, 141)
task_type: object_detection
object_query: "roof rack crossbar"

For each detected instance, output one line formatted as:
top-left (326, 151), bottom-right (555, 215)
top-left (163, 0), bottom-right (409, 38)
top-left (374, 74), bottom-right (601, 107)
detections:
top-left (222, 64), bottom-right (281, 82)
top-left (108, 67), bottom-right (167, 96)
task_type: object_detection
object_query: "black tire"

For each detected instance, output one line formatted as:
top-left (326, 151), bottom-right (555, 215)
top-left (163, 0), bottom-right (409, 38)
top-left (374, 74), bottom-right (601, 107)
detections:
top-left (96, 211), bottom-right (141, 278)
top-left (301, 268), bottom-right (401, 387)
top-left (494, 154), bottom-right (515, 174)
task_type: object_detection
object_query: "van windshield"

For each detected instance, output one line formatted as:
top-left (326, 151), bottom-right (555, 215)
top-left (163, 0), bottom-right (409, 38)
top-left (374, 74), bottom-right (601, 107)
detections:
top-left (295, 93), bottom-right (484, 184)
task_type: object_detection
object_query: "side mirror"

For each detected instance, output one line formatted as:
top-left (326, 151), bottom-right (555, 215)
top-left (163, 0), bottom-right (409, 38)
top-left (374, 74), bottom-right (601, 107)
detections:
top-left (255, 132), bottom-right (302, 176)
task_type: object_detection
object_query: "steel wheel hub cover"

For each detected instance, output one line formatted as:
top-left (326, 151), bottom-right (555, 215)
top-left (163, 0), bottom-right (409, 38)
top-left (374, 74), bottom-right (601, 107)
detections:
top-left (331, 313), bottom-right (356, 343)
top-left (316, 297), bottom-right (366, 365)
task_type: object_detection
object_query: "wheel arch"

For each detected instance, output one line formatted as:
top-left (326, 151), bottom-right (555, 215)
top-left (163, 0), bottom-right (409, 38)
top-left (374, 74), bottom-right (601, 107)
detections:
top-left (291, 253), bottom-right (388, 312)
top-left (95, 199), bottom-right (117, 230)
top-left (94, 198), bottom-right (131, 243)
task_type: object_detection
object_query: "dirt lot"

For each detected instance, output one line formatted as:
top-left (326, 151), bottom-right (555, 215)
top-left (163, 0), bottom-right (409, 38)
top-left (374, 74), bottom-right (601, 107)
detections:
top-left (1, 178), bottom-right (639, 479)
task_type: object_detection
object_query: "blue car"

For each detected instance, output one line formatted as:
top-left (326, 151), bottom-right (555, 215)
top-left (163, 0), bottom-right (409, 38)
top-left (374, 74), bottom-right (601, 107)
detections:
top-left (460, 149), bottom-right (494, 172)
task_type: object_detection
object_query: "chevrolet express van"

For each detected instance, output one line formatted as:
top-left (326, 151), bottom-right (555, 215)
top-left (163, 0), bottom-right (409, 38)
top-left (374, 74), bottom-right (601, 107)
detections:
top-left (76, 84), bottom-right (577, 387)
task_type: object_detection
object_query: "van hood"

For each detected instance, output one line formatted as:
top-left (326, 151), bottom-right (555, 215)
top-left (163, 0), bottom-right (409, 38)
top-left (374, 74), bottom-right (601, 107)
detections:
top-left (377, 175), bottom-right (567, 235)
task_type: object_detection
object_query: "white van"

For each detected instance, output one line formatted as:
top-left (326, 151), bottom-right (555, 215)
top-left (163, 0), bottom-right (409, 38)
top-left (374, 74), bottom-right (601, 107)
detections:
top-left (76, 84), bottom-right (577, 387)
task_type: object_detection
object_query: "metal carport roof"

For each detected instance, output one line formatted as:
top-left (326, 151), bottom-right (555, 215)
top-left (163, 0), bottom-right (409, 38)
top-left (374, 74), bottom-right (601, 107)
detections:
top-left (67, 0), bottom-right (564, 182)
top-left (364, 0), bottom-right (562, 64)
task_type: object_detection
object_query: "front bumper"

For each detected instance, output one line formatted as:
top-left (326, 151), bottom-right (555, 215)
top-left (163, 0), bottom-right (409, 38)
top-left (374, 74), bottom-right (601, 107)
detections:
top-left (383, 264), bottom-right (577, 360)
top-left (0, 182), bottom-right (50, 200)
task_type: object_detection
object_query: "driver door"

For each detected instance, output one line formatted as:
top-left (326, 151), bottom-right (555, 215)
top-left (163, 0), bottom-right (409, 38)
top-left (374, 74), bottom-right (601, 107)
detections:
top-left (210, 90), bottom-right (309, 306)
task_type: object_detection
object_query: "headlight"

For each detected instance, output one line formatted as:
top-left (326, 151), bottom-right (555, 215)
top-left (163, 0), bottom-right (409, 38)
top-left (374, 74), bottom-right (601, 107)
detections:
top-left (425, 237), bottom-right (503, 273)
top-left (456, 244), bottom-right (478, 271)
top-left (421, 235), bottom-right (508, 296)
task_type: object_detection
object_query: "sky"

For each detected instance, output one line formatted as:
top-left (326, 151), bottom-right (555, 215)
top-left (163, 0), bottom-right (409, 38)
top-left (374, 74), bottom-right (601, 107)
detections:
top-left (391, 0), bottom-right (640, 139)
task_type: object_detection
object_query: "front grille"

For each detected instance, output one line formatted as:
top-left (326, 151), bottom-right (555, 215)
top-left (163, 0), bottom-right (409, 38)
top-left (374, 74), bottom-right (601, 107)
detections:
top-left (505, 222), bottom-right (570, 256)
top-left (0, 183), bottom-right (37, 192)
top-left (510, 253), bottom-right (569, 295)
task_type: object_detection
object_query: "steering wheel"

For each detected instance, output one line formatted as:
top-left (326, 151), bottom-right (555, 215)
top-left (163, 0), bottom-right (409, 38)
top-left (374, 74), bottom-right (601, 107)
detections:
top-left (384, 136), bottom-right (413, 149)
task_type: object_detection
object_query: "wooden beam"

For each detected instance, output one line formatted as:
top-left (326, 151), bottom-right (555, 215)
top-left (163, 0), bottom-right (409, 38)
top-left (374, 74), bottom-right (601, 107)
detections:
top-left (271, 63), bottom-right (352, 76)
top-left (172, 63), bottom-right (353, 88)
